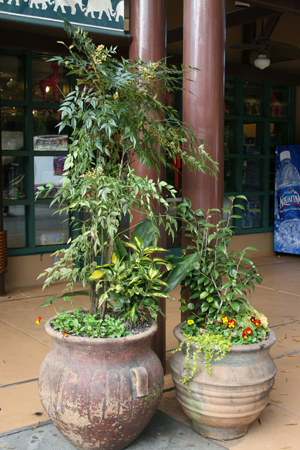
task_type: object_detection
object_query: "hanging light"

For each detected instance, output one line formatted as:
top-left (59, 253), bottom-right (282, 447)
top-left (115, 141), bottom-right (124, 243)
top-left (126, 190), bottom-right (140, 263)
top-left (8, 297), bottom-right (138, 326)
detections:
top-left (254, 54), bottom-right (271, 70)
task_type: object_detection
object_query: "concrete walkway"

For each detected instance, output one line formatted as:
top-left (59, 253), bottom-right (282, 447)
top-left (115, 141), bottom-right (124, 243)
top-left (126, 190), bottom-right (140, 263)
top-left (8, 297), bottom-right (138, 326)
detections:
top-left (1, 255), bottom-right (300, 450)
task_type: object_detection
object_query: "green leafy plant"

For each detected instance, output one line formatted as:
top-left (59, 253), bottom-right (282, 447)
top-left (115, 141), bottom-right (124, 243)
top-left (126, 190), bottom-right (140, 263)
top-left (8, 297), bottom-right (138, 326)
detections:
top-left (52, 307), bottom-right (131, 338)
top-left (167, 196), bottom-right (268, 383)
top-left (36, 19), bottom-right (218, 333)
top-left (89, 234), bottom-right (172, 324)
top-left (175, 196), bottom-right (263, 325)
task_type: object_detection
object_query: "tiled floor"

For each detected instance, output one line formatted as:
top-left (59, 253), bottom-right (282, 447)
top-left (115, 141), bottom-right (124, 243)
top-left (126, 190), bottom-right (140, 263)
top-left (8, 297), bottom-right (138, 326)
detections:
top-left (1, 255), bottom-right (300, 450)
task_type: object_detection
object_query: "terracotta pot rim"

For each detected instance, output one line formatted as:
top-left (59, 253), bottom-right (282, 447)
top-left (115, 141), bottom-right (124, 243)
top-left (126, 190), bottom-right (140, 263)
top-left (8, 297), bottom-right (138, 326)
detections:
top-left (44, 310), bottom-right (157, 345)
top-left (174, 322), bottom-right (276, 353)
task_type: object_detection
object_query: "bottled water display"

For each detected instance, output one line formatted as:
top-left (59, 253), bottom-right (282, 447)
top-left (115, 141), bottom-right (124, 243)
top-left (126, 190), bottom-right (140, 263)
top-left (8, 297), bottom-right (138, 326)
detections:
top-left (274, 146), bottom-right (300, 254)
top-left (277, 151), bottom-right (300, 222)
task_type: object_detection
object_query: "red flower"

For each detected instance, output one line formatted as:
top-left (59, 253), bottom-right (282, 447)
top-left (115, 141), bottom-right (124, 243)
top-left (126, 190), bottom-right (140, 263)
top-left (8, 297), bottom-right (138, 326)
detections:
top-left (36, 316), bottom-right (42, 325)
top-left (254, 319), bottom-right (261, 328)
top-left (217, 321), bottom-right (222, 326)
top-left (244, 327), bottom-right (253, 335)
top-left (242, 332), bottom-right (248, 340)
top-left (228, 319), bottom-right (236, 329)
top-left (250, 316), bottom-right (256, 323)
top-left (62, 330), bottom-right (68, 337)
top-left (221, 315), bottom-right (228, 324)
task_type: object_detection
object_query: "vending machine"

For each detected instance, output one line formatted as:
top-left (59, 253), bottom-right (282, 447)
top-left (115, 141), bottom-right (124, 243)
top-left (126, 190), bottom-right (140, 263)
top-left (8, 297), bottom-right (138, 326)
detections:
top-left (274, 145), bottom-right (300, 254)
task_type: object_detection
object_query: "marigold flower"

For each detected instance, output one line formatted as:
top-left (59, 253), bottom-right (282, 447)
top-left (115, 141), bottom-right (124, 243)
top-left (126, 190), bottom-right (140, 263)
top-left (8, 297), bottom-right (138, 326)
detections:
top-left (36, 316), bottom-right (42, 325)
top-left (244, 327), bottom-right (253, 335)
top-left (187, 319), bottom-right (194, 326)
top-left (221, 315), bottom-right (228, 324)
top-left (254, 319), bottom-right (261, 327)
top-left (228, 319), bottom-right (236, 328)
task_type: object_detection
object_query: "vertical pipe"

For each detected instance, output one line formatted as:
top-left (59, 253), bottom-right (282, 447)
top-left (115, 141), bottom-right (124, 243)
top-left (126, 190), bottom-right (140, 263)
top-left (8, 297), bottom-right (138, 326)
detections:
top-left (129, 0), bottom-right (167, 372)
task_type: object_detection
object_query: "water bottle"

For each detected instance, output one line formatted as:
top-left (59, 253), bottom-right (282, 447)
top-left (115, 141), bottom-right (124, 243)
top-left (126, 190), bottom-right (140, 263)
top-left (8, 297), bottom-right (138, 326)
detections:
top-left (277, 150), bottom-right (300, 222)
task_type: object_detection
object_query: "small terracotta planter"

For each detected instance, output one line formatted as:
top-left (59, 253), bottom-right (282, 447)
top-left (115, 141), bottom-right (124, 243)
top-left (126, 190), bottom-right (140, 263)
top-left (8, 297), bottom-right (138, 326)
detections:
top-left (39, 316), bottom-right (164, 450)
top-left (171, 322), bottom-right (277, 440)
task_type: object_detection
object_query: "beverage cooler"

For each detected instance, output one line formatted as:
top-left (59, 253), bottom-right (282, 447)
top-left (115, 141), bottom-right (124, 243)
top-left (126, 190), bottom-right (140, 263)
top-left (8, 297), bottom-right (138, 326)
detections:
top-left (274, 145), bottom-right (300, 254)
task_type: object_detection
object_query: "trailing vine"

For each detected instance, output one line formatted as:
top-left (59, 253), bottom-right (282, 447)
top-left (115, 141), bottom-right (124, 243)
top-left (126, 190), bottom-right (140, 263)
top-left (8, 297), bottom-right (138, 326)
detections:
top-left (173, 332), bottom-right (232, 390)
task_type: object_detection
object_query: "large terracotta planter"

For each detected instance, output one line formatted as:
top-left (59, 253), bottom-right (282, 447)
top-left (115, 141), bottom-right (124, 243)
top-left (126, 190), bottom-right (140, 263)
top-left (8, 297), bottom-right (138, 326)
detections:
top-left (171, 322), bottom-right (277, 440)
top-left (39, 316), bottom-right (164, 450)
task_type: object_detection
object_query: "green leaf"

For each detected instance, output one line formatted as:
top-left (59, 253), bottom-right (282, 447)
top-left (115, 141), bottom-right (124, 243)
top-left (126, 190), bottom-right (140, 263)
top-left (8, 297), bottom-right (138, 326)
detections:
top-left (231, 302), bottom-right (240, 312)
top-left (199, 291), bottom-right (209, 299)
top-left (163, 252), bottom-right (200, 293)
top-left (39, 290), bottom-right (89, 307)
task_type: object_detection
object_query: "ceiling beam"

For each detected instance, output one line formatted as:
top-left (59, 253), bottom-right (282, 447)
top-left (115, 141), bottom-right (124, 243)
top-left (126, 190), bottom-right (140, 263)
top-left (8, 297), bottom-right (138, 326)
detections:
top-left (167, 26), bottom-right (183, 45)
top-left (167, 6), bottom-right (279, 44)
top-left (261, 14), bottom-right (282, 38)
top-left (247, 0), bottom-right (300, 15)
top-left (226, 6), bottom-right (278, 28)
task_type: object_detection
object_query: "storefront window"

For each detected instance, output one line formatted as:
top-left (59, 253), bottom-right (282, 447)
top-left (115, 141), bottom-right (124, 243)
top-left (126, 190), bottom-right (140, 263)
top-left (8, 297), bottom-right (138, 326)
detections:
top-left (243, 80), bottom-right (264, 117)
top-left (271, 84), bottom-right (290, 119)
top-left (224, 120), bottom-right (237, 154)
top-left (32, 56), bottom-right (70, 103)
top-left (224, 77), bottom-right (295, 234)
top-left (1, 50), bottom-right (71, 253)
top-left (225, 79), bottom-right (237, 116)
top-left (35, 204), bottom-right (69, 246)
top-left (0, 54), bottom-right (25, 101)
top-left (3, 205), bottom-right (26, 248)
top-left (241, 195), bottom-right (262, 229)
top-left (1, 106), bottom-right (26, 151)
top-left (2, 156), bottom-right (27, 200)
top-left (243, 122), bottom-right (264, 154)
top-left (242, 158), bottom-right (263, 192)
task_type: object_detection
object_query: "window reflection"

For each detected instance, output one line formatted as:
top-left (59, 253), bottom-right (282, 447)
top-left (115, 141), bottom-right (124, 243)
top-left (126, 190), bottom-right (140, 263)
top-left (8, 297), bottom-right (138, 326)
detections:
top-left (35, 204), bottom-right (69, 246)
top-left (32, 56), bottom-right (70, 103)
top-left (0, 54), bottom-right (25, 101)
top-left (3, 156), bottom-right (27, 200)
top-left (1, 107), bottom-right (25, 151)
top-left (34, 156), bottom-right (66, 197)
top-left (3, 205), bottom-right (26, 248)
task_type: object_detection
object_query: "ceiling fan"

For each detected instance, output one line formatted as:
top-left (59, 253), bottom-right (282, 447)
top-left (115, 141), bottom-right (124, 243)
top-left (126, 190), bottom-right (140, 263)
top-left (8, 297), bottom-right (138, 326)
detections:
top-left (230, 20), bottom-right (300, 69)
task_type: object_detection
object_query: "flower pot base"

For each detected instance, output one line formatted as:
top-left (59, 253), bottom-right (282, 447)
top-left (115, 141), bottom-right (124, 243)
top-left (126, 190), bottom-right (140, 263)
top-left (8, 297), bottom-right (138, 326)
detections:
top-left (191, 420), bottom-right (248, 441)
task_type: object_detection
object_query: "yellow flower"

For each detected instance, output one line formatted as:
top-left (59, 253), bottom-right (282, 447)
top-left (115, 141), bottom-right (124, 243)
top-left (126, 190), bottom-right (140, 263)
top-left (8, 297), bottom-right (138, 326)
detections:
top-left (113, 92), bottom-right (119, 100)
top-left (187, 319), bottom-right (194, 326)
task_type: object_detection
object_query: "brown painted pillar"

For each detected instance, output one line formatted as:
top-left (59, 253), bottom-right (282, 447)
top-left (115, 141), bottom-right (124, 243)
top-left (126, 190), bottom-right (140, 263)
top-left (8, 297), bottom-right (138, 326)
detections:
top-left (129, 0), bottom-right (167, 372)
top-left (182, 0), bottom-right (225, 214)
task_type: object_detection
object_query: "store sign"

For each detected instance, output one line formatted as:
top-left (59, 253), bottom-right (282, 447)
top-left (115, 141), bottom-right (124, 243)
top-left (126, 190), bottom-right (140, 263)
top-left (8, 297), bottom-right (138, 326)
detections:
top-left (0, 0), bottom-right (125, 35)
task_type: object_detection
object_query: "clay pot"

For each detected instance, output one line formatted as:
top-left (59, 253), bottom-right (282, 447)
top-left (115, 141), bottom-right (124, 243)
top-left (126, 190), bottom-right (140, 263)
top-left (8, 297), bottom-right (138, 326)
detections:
top-left (171, 322), bottom-right (277, 440)
top-left (39, 316), bottom-right (164, 450)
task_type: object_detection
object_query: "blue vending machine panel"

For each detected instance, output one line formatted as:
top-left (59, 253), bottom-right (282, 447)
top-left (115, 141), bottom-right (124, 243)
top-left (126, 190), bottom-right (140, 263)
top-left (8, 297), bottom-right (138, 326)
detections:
top-left (274, 145), bottom-right (300, 254)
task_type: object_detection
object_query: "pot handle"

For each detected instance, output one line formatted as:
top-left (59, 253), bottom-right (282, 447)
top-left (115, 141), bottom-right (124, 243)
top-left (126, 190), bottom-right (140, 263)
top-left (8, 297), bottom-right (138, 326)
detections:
top-left (130, 367), bottom-right (148, 397)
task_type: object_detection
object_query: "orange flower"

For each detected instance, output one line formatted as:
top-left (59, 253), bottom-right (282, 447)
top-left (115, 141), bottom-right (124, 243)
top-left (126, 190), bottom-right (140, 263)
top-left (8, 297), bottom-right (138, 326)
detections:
top-left (36, 316), bottom-right (42, 325)
top-left (254, 319), bottom-right (261, 328)
top-left (228, 319), bottom-right (236, 329)
top-left (221, 315), bottom-right (228, 324)
top-left (62, 330), bottom-right (68, 337)
top-left (243, 334), bottom-right (248, 340)
top-left (245, 327), bottom-right (253, 335)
